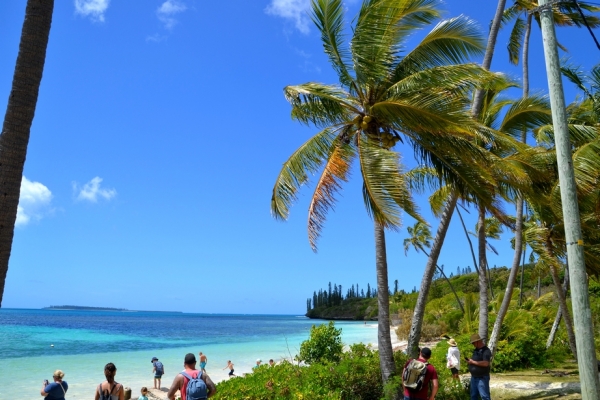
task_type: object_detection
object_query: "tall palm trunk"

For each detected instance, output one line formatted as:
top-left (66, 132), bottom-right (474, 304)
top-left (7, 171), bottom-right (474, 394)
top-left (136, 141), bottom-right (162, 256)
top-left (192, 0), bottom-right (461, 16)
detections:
top-left (477, 206), bottom-right (489, 341)
top-left (488, 196), bottom-right (523, 355)
top-left (375, 222), bottom-right (395, 384)
top-left (547, 267), bottom-right (569, 348)
top-left (488, 16), bottom-right (532, 353)
top-left (407, 194), bottom-right (458, 357)
top-left (548, 262), bottom-right (577, 358)
top-left (0, 0), bottom-right (54, 305)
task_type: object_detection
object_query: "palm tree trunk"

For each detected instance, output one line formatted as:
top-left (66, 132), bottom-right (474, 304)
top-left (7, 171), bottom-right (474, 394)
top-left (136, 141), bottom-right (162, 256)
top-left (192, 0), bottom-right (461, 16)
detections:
top-left (477, 205), bottom-right (489, 341)
top-left (523, 13), bottom-right (532, 98)
top-left (407, 194), bottom-right (458, 358)
top-left (471, 0), bottom-right (508, 115)
top-left (519, 248), bottom-right (527, 307)
top-left (374, 222), bottom-right (395, 384)
top-left (488, 195), bottom-right (524, 356)
top-left (547, 268), bottom-right (569, 348)
top-left (549, 263), bottom-right (577, 359)
top-left (0, 0), bottom-right (54, 305)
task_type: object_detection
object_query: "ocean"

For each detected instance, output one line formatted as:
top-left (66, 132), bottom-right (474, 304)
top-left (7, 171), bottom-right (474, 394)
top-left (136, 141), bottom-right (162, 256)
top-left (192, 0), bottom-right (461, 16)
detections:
top-left (0, 308), bottom-right (378, 399)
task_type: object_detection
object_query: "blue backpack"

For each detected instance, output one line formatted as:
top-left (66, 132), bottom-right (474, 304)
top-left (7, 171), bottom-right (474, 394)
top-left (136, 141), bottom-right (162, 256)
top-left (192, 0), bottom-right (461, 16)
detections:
top-left (180, 371), bottom-right (207, 400)
top-left (154, 361), bottom-right (164, 374)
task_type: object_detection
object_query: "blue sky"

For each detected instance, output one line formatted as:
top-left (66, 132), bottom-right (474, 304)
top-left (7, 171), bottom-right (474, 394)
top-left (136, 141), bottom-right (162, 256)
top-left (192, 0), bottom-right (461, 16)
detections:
top-left (0, 0), bottom-right (598, 314)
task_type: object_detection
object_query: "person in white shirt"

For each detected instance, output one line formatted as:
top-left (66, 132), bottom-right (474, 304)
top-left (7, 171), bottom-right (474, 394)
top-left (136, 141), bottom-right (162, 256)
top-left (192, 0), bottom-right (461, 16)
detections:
top-left (446, 338), bottom-right (460, 379)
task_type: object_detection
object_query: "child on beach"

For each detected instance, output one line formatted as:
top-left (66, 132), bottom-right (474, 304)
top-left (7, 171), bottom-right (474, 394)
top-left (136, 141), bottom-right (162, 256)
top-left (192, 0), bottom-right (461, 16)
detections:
top-left (151, 357), bottom-right (164, 390)
top-left (138, 387), bottom-right (149, 400)
top-left (222, 360), bottom-right (235, 377)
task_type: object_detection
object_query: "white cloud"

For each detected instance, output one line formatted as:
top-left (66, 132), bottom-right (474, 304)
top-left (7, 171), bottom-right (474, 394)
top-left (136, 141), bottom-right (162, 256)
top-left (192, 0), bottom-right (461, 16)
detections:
top-left (265, 0), bottom-right (312, 34)
top-left (74, 177), bottom-right (117, 203)
top-left (16, 177), bottom-right (53, 227)
top-left (74, 0), bottom-right (110, 22)
top-left (157, 0), bottom-right (187, 30)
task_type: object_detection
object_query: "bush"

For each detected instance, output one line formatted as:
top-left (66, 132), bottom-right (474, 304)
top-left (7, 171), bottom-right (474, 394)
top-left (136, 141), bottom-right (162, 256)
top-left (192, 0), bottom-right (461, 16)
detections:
top-left (213, 343), bottom-right (383, 400)
top-left (299, 321), bottom-right (343, 364)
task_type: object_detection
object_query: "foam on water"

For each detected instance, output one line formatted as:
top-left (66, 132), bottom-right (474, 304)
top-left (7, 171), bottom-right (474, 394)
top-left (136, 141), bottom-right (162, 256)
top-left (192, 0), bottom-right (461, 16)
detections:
top-left (0, 309), bottom-right (377, 399)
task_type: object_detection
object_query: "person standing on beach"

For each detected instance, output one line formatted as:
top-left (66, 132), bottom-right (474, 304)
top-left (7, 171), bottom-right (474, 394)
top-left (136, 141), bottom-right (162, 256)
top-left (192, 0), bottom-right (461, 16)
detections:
top-left (253, 359), bottom-right (261, 370)
top-left (268, 359), bottom-right (274, 367)
top-left (152, 357), bottom-right (164, 389)
top-left (466, 334), bottom-right (491, 400)
top-left (446, 339), bottom-right (460, 379)
top-left (95, 362), bottom-right (124, 400)
top-left (402, 347), bottom-right (438, 400)
top-left (199, 352), bottom-right (208, 373)
top-left (40, 369), bottom-right (68, 400)
top-left (167, 353), bottom-right (216, 400)
top-left (222, 360), bottom-right (235, 377)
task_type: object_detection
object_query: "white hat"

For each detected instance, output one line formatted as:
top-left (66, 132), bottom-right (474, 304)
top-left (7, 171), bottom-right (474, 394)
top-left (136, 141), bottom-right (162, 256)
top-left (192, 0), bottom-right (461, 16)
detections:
top-left (256, 359), bottom-right (261, 362)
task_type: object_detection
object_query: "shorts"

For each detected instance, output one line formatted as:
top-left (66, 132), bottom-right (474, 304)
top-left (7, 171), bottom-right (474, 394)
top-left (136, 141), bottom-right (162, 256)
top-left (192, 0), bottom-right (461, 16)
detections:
top-left (154, 374), bottom-right (163, 379)
top-left (450, 367), bottom-right (459, 375)
top-left (228, 369), bottom-right (234, 376)
top-left (200, 362), bottom-right (207, 370)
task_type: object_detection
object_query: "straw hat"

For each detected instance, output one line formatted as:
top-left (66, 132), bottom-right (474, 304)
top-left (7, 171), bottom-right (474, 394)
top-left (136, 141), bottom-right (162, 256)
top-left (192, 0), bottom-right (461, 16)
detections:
top-left (447, 338), bottom-right (458, 347)
top-left (470, 333), bottom-right (483, 343)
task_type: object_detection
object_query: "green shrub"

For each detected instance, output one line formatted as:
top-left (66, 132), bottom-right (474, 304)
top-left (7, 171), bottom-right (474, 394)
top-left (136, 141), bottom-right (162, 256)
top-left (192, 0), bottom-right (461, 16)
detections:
top-left (299, 321), bottom-right (343, 364)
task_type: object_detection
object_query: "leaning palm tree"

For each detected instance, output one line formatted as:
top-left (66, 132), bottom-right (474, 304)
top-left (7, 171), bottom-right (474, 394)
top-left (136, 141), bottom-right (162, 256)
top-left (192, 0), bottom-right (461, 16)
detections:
top-left (0, 0), bottom-right (54, 305)
top-left (403, 221), bottom-right (464, 312)
top-left (271, 0), bottom-right (504, 386)
top-left (408, 0), bottom-right (510, 356)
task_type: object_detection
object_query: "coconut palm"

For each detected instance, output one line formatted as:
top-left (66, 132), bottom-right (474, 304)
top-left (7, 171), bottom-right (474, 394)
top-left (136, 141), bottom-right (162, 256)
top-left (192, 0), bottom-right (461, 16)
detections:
top-left (495, 2), bottom-right (600, 354)
top-left (407, 0), bottom-right (510, 356)
top-left (271, 0), bottom-right (506, 386)
top-left (0, 0), bottom-right (54, 305)
top-left (403, 221), bottom-right (464, 313)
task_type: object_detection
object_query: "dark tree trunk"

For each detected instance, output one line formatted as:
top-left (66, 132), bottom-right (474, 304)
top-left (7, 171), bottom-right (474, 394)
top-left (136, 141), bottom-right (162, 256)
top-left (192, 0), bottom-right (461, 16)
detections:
top-left (547, 267), bottom-right (569, 348)
top-left (407, 194), bottom-right (458, 357)
top-left (374, 222), bottom-right (396, 385)
top-left (549, 263), bottom-right (577, 359)
top-left (0, 0), bottom-right (54, 306)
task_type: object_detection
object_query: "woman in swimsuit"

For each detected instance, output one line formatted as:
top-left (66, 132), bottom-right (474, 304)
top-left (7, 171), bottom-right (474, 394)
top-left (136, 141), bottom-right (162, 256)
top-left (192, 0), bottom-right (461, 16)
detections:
top-left (95, 363), bottom-right (124, 400)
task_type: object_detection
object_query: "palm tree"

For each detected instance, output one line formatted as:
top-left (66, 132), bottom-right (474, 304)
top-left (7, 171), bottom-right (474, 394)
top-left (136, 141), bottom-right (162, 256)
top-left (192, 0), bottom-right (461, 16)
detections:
top-left (493, 0), bottom-right (600, 353)
top-left (0, 0), bottom-right (54, 305)
top-left (403, 221), bottom-right (464, 313)
top-left (407, 0), bottom-right (510, 356)
top-left (271, 0), bottom-right (502, 386)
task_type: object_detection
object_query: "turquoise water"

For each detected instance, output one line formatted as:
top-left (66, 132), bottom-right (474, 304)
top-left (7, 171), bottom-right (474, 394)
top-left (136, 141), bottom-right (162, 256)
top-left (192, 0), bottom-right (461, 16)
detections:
top-left (0, 309), bottom-right (377, 399)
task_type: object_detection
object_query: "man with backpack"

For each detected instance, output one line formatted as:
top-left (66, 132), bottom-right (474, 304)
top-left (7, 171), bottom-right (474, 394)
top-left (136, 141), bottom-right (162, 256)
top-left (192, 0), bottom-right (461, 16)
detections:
top-left (402, 347), bottom-right (438, 400)
top-left (167, 353), bottom-right (216, 400)
top-left (151, 357), bottom-right (164, 390)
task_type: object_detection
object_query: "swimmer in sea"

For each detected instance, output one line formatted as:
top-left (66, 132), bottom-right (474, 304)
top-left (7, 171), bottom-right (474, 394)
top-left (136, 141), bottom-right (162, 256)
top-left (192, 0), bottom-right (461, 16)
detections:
top-left (199, 352), bottom-right (208, 373)
top-left (222, 360), bottom-right (235, 378)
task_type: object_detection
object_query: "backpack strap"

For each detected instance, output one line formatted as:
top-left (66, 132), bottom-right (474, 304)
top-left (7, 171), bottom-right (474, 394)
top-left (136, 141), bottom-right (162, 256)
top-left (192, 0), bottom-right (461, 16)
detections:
top-left (180, 371), bottom-right (192, 380)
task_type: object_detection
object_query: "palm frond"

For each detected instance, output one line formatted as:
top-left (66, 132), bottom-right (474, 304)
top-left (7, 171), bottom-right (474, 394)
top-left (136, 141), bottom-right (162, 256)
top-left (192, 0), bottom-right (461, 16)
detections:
top-left (499, 94), bottom-right (553, 138)
top-left (508, 17), bottom-right (525, 65)
top-left (396, 16), bottom-right (485, 76)
top-left (271, 126), bottom-right (343, 220)
top-left (358, 133), bottom-right (421, 227)
top-left (307, 139), bottom-right (356, 250)
top-left (311, 0), bottom-right (355, 88)
top-left (285, 83), bottom-right (359, 127)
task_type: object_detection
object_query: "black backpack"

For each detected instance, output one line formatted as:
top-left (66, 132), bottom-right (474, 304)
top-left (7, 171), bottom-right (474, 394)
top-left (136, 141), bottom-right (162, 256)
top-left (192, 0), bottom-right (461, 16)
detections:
top-left (154, 361), bottom-right (164, 374)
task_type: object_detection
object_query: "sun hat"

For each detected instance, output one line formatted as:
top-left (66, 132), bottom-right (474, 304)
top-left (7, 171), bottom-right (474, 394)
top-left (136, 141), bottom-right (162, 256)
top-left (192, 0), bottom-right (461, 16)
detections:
top-left (256, 359), bottom-right (261, 362)
top-left (447, 338), bottom-right (458, 347)
top-left (151, 357), bottom-right (158, 362)
top-left (184, 353), bottom-right (197, 364)
top-left (470, 333), bottom-right (483, 343)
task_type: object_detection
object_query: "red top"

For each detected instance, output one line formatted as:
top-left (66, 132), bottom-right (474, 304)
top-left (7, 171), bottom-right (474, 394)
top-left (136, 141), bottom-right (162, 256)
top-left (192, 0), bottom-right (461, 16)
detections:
top-left (403, 358), bottom-right (438, 400)
top-left (180, 369), bottom-right (201, 400)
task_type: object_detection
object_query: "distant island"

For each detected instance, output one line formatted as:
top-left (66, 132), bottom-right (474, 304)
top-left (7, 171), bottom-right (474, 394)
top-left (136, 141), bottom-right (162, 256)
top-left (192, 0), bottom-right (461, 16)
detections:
top-left (42, 305), bottom-right (181, 313)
